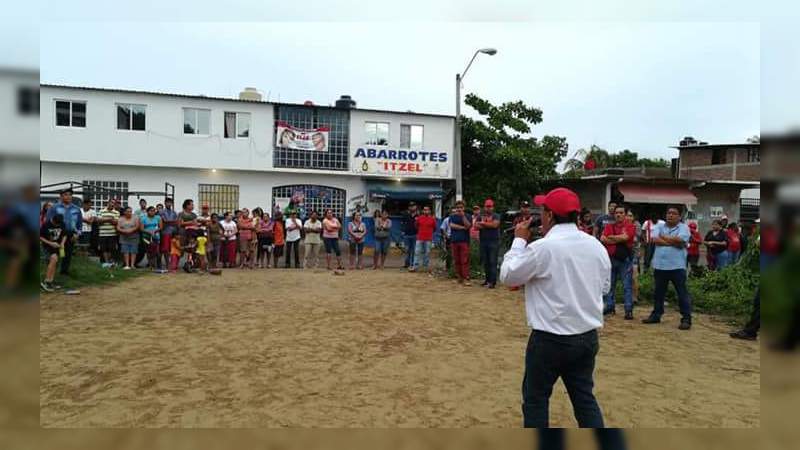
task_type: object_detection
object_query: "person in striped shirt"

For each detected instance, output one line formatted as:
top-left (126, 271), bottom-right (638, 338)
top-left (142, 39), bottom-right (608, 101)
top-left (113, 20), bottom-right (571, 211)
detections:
top-left (97, 198), bottom-right (120, 267)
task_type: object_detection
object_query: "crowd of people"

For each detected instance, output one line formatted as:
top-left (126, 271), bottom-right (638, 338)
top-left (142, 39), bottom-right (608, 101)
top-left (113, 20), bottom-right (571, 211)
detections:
top-left (39, 188), bottom-right (755, 297)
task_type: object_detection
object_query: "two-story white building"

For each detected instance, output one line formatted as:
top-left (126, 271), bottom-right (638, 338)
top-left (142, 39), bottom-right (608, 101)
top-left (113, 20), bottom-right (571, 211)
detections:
top-left (40, 85), bottom-right (455, 220)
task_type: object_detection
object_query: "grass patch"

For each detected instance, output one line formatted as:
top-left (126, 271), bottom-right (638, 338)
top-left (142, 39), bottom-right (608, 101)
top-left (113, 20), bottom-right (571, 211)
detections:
top-left (40, 254), bottom-right (148, 291)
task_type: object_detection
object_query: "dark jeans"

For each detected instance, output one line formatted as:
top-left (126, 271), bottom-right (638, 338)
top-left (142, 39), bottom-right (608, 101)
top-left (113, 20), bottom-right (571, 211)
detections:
top-left (643, 243), bottom-right (655, 271)
top-left (743, 288), bottom-right (760, 335)
top-left (480, 240), bottom-right (499, 285)
top-left (539, 429), bottom-right (627, 450)
top-left (650, 269), bottom-right (692, 321)
top-left (444, 237), bottom-right (452, 270)
top-left (59, 234), bottom-right (75, 275)
top-left (285, 240), bottom-right (300, 268)
top-left (403, 235), bottom-right (417, 267)
top-left (522, 329), bottom-right (604, 428)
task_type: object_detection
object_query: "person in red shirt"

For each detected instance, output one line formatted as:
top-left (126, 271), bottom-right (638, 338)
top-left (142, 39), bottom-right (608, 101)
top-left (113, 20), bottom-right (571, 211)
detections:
top-left (600, 205), bottom-right (636, 319)
top-left (687, 222), bottom-right (703, 271)
top-left (726, 222), bottom-right (742, 265)
top-left (411, 205), bottom-right (437, 274)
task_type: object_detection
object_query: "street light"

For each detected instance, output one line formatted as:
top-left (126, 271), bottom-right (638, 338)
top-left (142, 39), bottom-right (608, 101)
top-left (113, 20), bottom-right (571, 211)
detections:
top-left (454, 47), bottom-right (497, 201)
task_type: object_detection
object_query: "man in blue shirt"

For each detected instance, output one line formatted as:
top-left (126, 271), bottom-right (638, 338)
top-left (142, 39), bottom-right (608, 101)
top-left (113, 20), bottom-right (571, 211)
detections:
top-left (45, 188), bottom-right (83, 276)
top-left (642, 205), bottom-right (693, 330)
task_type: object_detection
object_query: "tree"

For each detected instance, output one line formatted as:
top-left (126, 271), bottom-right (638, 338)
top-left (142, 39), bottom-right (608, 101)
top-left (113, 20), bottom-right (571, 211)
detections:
top-left (562, 145), bottom-right (670, 177)
top-left (461, 94), bottom-right (568, 210)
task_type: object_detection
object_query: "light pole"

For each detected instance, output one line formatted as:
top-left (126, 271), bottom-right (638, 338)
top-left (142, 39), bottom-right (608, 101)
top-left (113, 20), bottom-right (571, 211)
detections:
top-left (454, 47), bottom-right (497, 202)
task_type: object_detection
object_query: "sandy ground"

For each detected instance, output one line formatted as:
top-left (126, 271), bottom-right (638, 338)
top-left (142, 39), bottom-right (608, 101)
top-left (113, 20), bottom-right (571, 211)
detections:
top-left (40, 267), bottom-right (759, 428)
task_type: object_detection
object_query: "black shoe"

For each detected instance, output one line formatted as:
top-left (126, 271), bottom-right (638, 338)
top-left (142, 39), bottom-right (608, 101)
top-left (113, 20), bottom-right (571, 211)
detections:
top-left (730, 330), bottom-right (757, 341)
top-left (624, 311), bottom-right (634, 320)
top-left (603, 307), bottom-right (616, 316)
top-left (40, 281), bottom-right (54, 293)
top-left (641, 316), bottom-right (661, 324)
top-left (678, 319), bottom-right (692, 330)
top-left (487, 283), bottom-right (496, 289)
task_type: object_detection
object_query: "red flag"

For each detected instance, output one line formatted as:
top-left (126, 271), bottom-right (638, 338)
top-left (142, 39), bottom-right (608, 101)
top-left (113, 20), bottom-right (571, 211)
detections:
top-left (584, 158), bottom-right (596, 170)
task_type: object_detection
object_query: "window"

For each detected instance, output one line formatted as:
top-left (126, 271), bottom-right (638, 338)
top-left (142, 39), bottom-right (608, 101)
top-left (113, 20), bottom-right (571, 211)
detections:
top-left (747, 148), bottom-right (760, 163)
top-left (711, 148), bottom-right (727, 165)
top-left (400, 124), bottom-right (424, 149)
top-left (365, 121), bottom-right (390, 146)
top-left (183, 108), bottom-right (211, 135)
top-left (198, 184), bottom-right (239, 214)
top-left (55, 100), bottom-right (86, 127)
top-left (273, 105), bottom-right (350, 171)
top-left (224, 112), bottom-right (251, 138)
top-left (82, 180), bottom-right (129, 211)
top-left (18, 86), bottom-right (39, 115)
top-left (117, 103), bottom-right (146, 131)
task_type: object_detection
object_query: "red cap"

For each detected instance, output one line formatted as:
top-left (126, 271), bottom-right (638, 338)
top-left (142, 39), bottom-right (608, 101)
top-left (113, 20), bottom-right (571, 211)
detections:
top-left (484, 199), bottom-right (494, 207)
top-left (533, 188), bottom-right (581, 216)
top-left (689, 222), bottom-right (697, 229)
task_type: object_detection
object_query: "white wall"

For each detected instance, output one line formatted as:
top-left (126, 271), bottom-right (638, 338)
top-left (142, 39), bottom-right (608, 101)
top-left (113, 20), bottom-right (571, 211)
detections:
top-left (41, 86), bottom-right (275, 172)
top-left (0, 71), bottom-right (39, 156)
top-left (41, 86), bottom-right (456, 183)
top-left (41, 161), bottom-right (366, 213)
top-left (349, 109), bottom-right (455, 179)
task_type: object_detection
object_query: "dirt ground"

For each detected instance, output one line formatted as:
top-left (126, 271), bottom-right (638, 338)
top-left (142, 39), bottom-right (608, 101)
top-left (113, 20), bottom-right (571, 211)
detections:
top-left (39, 267), bottom-right (760, 428)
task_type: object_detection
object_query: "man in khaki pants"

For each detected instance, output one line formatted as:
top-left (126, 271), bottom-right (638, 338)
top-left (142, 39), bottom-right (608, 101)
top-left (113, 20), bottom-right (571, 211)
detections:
top-left (303, 210), bottom-right (323, 269)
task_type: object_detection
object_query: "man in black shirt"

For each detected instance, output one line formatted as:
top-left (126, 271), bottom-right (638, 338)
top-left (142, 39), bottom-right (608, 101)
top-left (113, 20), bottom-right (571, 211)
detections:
top-left (40, 214), bottom-right (67, 292)
top-left (401, 202), bottom-right (419, 268)
top-left (476, 199), bottom-right (501, 288)
top-left (704, 220), bottom-right (728, 271)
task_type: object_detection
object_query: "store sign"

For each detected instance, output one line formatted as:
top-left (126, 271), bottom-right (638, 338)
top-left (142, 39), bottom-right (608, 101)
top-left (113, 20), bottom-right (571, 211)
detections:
top-left (710, 206), bottom-right (724, 218)
top-left (353, 147), bottom-right (450, 178)
top-left (276, 121), bottom-right (329, 152)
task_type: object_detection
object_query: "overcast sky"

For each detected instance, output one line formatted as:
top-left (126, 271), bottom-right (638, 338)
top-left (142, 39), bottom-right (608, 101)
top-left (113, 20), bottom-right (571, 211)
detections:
top-left (23, 1), bottom-right (796, 164)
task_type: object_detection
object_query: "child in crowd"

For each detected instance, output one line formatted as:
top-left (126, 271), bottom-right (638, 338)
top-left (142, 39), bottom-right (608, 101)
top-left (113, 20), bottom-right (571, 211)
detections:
top-left (272, 211), bottom-right (285, 268)
top-left (40, 213), bottom-right (67, 292)
top-left (183, 232), bottom-right (198, 273)
top-left (169, 234), bottom-right (182, 272)
top-left (196, 232), bottom-right (208, 272)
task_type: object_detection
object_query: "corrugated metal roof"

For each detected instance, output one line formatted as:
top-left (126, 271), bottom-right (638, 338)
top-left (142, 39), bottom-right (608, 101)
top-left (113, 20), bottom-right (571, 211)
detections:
top-left (40, 84), bottom-right (456, 119)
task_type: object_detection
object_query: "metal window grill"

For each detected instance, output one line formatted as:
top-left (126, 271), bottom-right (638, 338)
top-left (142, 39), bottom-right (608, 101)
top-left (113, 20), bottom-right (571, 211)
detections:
top-left (198, 183), bottom-right (239, 214)
top-left (82, 180), bottom-right (129, 211)
top-left (273, 106), bottom-right (350, 171)
top-left (740, 198), bottom-right (760, 223)
top-left (272, 185), bottom-right (346, 220)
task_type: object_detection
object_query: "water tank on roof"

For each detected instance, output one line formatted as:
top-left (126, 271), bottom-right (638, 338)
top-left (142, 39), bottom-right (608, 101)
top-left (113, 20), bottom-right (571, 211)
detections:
top-left (335, 95), bottom-right (356, 109)
top-left (239, 87), bottom-right (262, 101)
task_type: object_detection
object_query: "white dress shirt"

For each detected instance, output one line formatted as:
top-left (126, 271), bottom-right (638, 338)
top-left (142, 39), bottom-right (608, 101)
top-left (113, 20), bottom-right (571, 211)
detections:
top-left (500, 223), bottom-right (612, 335)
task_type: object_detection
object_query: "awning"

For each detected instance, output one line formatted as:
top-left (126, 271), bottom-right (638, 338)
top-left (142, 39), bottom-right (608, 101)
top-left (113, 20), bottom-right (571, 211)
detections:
top-left (618, 183), bottom-right (697, 205)
top-left (367, 181), bottom-right (444, 201)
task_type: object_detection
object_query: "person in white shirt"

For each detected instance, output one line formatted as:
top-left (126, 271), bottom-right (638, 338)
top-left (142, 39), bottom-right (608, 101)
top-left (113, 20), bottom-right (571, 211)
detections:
top-left (641, 214), bottom-right (664, 272)
top-left (79, 199), bottom-right (97, 248)
top-left (500, 187), bottom-right (611, 428)
top-left (303, 211), bottom-right (323, 269)
top-left (284, 211), bottom-right (303, 269)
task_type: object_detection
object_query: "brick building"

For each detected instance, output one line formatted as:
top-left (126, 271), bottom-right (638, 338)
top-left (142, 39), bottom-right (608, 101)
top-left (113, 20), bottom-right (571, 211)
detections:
top-left (675, 136), bottom-right (759, 182)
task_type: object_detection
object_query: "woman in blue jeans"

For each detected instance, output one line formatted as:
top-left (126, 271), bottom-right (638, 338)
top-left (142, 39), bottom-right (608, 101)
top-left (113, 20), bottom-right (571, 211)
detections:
top-left (373, 210), bottom-right (392, 270)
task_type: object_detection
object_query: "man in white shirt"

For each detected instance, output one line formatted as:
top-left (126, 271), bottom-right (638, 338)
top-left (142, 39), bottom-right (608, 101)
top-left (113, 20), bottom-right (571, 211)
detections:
top-left (500, 187), bottom-right (611, 428)
top-left (284, 211), bottom-right (303, 268)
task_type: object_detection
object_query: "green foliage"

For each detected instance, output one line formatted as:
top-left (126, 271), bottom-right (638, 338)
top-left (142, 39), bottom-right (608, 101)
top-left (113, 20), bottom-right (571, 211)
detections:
top-left (638, 240), bottom-right (760, 319)
top-left (461, 93), bottom-right (568, 210)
